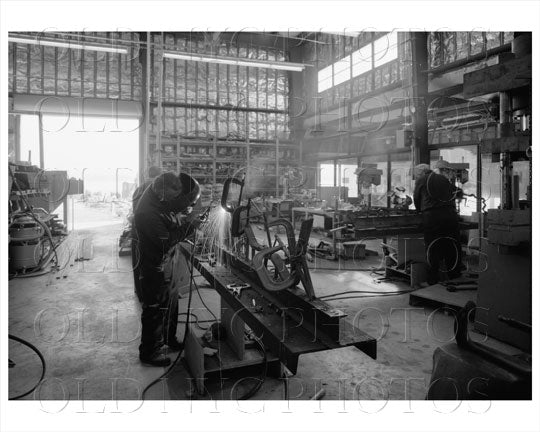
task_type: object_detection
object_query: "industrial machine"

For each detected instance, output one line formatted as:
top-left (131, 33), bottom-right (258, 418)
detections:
top-left (180, 175), bottom-right (377, 393)
top-left (426, 32), bottom-right (532, 399)
top-left (462, 32), bottom-right (532, 353)
top-left (8, 163), bottom-right (70, 275)
top-left (355, 164), bottom-right (383, 208)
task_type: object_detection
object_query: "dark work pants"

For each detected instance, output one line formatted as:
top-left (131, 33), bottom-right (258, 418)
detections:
top-left (138, 267), bottom-right (179, 359)
top-left (422, 207), bottom-right (462, 284)
top-left (132, 233), bottom-right (143, 303)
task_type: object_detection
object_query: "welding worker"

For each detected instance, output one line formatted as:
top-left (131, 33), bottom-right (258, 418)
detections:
top-left (134, 172), bottom-right (185, 367)
top-left (413, 161), bottom-right (462, 284)
top-left (132, 166), bottom-right (162, 303)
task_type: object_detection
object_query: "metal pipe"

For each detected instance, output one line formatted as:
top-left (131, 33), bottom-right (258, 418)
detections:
top-left (498, 92), bottom-right (512, 138)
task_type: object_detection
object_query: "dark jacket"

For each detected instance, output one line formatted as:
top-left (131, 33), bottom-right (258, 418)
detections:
top-left (132, 179), bottom-right (153, 212)
top-left (413, 171), bottom-right (457, 212)
top-left (133, 186), bottom-right (183, 272)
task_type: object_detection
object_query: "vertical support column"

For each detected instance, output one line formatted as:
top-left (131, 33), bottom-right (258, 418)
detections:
top-left (409, 32), bottom-right (429, 165)
top-left (476, 144), bottom-right (483, 236)
top-left (38, 113), bottom-right (44, 169)
top-left (386, 153), bottom-right (392, 208)
top-left (139, 32), bottom-right (151, 185)
top-left (156, 34), bottom-right (163, 168)
top-left (275, 137), bottom-right (280, 197)
top-left (212, 136), bottom-right (217, 188)
top-left (14, 114), bottom-right (21, 162)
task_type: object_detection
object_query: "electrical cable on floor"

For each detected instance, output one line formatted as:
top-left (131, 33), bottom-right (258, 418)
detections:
top-left (234, 331), bottom-right (267, 400)
top-left (191, 277), bottom-right (218, 322)
top-left (318, 289), bottom-right (415, 299)
top-left (322, 291), bottom-right (415, 302)
top-left (8, 335), bottom-right (46, 400)
top-left (177, 312), bottom-right (212, 330)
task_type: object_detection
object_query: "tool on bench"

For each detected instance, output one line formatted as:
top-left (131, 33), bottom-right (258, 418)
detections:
top-left (226, 282), bottom-right (250, 297)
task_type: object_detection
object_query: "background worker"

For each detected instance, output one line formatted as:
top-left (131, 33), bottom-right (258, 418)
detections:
top-left (131, 166), bottom-right (162, 302)
top-left (413, 160), bottom-right (462, 285)
top-left (133, 172), bottom-right (186, 367)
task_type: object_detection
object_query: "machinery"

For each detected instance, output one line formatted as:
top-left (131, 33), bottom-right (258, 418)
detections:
top-left (354, 165), bottom-right (383, 208)
top-left (388, 186), bottom-right (412, 210)
top-left (180, 175), bottom-right (377, 393)
top-left (427, 301), bottom-right (531, 399)
top-left (462, 32), bottom-right (532, 353)
top-left (426, 32), bottom-right (532, 399)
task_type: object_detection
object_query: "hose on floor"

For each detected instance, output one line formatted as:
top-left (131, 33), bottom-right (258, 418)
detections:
top-left (8, 335), bottom-right (46, 400)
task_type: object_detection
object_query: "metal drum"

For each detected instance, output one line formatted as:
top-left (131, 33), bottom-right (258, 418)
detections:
top-left (9, 239), bottom-right (44, 270)
top-left (9, 214), bottom-right (45, 270)
top-left (9, 215), bottom-right (44, 241)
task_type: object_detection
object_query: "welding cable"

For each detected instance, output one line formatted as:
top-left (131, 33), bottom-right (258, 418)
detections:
top-left (177, 312), bottom-right (213, 331)
top-left (234, 331), bottom-right (267, 400)
top-left (141, 241), bottom-right (196, 401)
top-left (321, 291), bottom-right (416, 302)
top-left (318, 289), bottom-right (414, 299)
top-left (191, 277), bottom-right (219, 323)
top-left (8, 335), bottom-right (46, 400)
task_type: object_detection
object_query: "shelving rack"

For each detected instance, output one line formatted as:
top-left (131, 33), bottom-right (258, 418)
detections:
top-left (152, 133), bottom-right (300, 201)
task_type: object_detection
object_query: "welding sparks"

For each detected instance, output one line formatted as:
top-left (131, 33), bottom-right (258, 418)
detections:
top-left (198, 206), bottom-right (231, 264)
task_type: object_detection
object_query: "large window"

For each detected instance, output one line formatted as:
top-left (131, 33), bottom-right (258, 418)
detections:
top-left (317, 65), bottom-right (333, 92)
top-left (317, 32), bottom-right (399, 94)
top-left (318, 161), bottom-right (335, 186)
top-left (333, 56), bottom-right (351, 86)
top-left (373, 32), bottom-right (398, 68)
top-left (352, 44), bottom-right (372, 77)
top-left (338, 159), bottom-right (358, 198)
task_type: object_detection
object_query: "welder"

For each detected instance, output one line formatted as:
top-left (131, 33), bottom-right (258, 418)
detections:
top-left (133, 172), bottom-right (187, 367)
top-left (132, 165), bottom-right (162, 302)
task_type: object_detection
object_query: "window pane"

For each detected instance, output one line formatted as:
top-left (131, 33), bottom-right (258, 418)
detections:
top-left (319, 162), bottom-right (335, 187)
top-left (352, 44), bottom-right (372, 77)
top-left (339, 160), bottom-right (358, 198)
top-left (333, 57), bottom-right (351, 85)
top-left (373, 32), bottom-right (398, 68)
top-left (318, 64), bottom-right (333, 92)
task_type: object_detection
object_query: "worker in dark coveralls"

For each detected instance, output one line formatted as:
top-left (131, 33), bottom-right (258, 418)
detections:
top-left (413, 161), bottom-right (462, 285)
top-left (132, 166), bottom-right (162, 302)
top-left (133, 172), bottom-right (186, 366)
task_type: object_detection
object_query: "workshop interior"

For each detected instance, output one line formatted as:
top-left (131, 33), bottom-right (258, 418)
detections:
top-left (7, 30), bottom-right (532, 401)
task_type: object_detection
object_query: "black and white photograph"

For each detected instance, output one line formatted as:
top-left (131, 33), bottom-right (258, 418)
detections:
top-left (1, 1), bottom-right (538, 432)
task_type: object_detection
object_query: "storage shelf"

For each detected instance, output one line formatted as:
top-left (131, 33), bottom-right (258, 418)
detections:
top-left (157, 134), bottom-right (299, 181)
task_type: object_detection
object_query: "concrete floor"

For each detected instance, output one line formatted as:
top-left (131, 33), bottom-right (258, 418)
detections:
top-left (9, 202), bottom-right (459, 401)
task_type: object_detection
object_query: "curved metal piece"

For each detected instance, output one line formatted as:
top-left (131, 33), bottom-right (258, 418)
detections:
top-left (270, 253), bottom-right (291, 280)
top-left (221, 177), bottom-right (245, 213)
top-left (231, 205), bottom-right (250, 237)
top-left (252, 245), bottom-right (299, 292)
top-left (244, 225), bottom-right (265, 251)
top-left (267, 218), bottom-right (296, 250)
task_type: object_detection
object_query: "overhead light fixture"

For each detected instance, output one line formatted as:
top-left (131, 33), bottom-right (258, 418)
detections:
top-left (8, 35), bottom-right (129, 54)
top-left (163, 51), bottom-right (307, 72)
